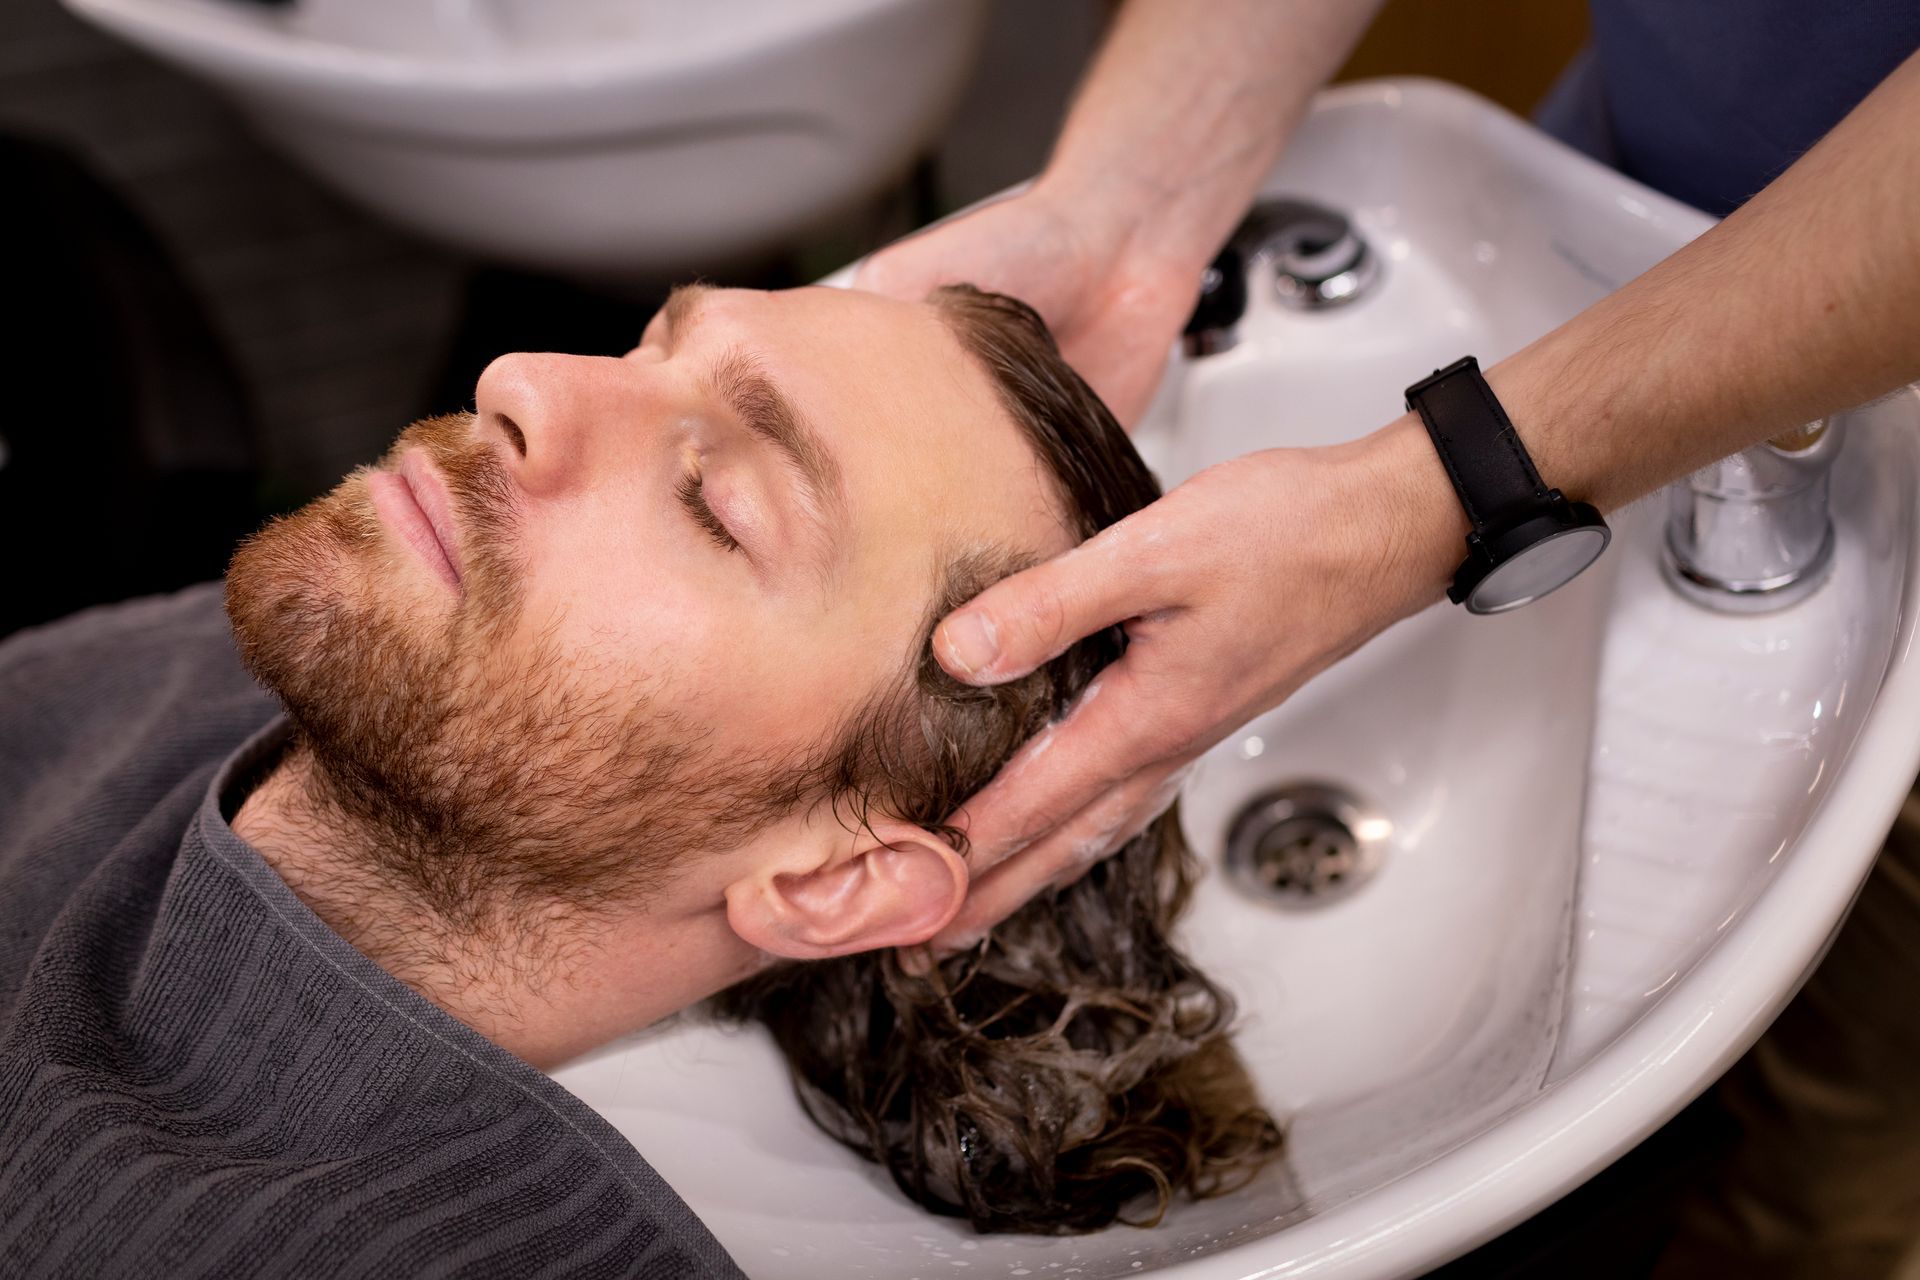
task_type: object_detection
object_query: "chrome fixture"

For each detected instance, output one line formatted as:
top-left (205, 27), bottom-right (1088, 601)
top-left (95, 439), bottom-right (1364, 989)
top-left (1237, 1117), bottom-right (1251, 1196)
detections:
top-left (1240, 198), bottom-right (1381, 312)
top-left (1181, 197), bottom-right (1380, 356)
top-left (1662, 417), bottom-right (1845, 613)
top-left (1181, 247), bottom-right (1248, 357)
top-left (1222, 781), bottom-right (1389, 909)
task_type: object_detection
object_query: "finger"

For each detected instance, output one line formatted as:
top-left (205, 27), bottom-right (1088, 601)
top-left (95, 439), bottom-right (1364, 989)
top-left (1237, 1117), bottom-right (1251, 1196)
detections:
top-left (933, 510), bottom-right (1171, 686)
top-left (947, 659), bottom-right (1169, 869)
top-left (929, 760), bottom-right (1193, 955)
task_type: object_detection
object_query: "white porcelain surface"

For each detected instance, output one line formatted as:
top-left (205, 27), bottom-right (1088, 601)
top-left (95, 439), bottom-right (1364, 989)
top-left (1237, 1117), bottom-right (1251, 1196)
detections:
top-left (548, 80), bottom-right (1920, 1278)
top-left (62, 0), bottom-right (988, 272)
top-left (1549, 411), bottom-right (1914, 1074)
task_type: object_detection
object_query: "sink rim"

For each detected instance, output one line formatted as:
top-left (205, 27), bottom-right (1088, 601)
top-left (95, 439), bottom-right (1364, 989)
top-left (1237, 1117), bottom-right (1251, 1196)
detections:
top-left (61, 0), bottom-right (964, 97)
top-left (1125, 80), bottom-right (1920, 1279)
top-left (824, 77), bottom-right (1920, 1277)
top-left (552, 76), bottom-right (1920, 1279)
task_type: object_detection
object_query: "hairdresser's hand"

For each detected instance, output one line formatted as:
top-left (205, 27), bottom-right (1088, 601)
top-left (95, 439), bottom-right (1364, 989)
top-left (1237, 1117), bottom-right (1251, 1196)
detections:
top-left (921, 420), bottom-right (1462, 953)
top-left (856, 186), bottom-right (1198, 426)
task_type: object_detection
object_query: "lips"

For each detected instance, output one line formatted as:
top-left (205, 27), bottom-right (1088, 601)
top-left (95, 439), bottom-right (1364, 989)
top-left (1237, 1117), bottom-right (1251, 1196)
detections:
top-left (367, 451), bottom-right (464, 593)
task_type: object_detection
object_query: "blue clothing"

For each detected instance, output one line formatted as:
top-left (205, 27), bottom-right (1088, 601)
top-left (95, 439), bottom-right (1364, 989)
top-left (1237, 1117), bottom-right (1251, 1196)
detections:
top-left (1536, 1), bottom-right (1920, 215)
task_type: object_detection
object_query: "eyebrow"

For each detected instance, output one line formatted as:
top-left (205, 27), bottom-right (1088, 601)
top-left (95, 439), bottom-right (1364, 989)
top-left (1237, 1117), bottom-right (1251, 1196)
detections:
top-left (706, 347), bottom-right (847, 546)
top-left (656, 286), bottom-right (848, 572)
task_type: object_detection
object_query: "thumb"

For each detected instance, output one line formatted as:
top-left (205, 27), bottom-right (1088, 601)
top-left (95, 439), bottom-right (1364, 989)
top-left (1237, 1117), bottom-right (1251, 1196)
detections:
top-left (933, 519), bottom-right (1163, 686)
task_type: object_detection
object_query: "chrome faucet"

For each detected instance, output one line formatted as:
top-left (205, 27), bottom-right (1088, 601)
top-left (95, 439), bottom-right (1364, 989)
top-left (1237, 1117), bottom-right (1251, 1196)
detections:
top-left (1661, 417), bottom-right (1844, 612)
top-left (1245, 198), bottom-right (1380, 313)
top-left (1182, 197), bottom-right (1380, 356)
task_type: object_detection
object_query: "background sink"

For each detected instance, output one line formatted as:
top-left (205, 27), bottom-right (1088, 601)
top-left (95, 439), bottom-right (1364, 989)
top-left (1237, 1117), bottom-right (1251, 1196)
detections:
top-left (62, 0), bottom-right (988, 273)
top-left (552, 79), bottom-right (1920, 1277)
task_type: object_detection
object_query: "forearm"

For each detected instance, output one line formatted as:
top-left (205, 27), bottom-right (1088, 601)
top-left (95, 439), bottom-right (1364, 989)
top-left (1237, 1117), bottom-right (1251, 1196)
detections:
top-left (1038, 0), bottom-right (1387, 280)
top-left (1375, 48), bottom-right (1920, 600)
top-left (912, 52), bottom-right (1920, 922)
top-left (1502, 48), bottom-right (1920, 511)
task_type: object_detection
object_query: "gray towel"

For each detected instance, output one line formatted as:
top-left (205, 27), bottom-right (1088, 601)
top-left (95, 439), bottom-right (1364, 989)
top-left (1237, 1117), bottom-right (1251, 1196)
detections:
top-left (0, 584), bottom-right (744, 1279)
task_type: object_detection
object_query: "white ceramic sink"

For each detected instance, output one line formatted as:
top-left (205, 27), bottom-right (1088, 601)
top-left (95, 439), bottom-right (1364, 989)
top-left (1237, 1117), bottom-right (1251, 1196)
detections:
top-left (550, 80), bottom-right (1920, 1278)
top-left (62, 0), bottom-right (987, 274)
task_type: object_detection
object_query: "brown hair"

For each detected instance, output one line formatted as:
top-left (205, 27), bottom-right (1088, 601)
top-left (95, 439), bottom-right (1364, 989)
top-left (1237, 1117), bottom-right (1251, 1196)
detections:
top-left (714, 286), bottom-right (1282, 1234)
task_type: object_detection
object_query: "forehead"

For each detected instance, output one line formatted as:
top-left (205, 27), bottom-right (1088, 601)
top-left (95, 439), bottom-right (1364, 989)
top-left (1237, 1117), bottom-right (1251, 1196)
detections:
top-left (691, 287), bottom-right (1076, 567)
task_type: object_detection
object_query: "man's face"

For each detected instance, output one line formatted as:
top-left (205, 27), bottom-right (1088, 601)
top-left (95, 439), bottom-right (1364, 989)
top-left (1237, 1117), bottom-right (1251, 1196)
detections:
top-left (227, 286), bottom-right (1074, 917)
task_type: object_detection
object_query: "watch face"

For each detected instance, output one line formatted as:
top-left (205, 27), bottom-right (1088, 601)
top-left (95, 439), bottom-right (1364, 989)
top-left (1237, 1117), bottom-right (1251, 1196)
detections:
top-left (1467, 526), bottom-right (1610, 614)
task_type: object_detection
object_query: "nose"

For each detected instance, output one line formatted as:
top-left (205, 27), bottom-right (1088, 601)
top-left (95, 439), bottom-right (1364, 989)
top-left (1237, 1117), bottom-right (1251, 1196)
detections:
top-left (474, 352), bottom-right (646, 498)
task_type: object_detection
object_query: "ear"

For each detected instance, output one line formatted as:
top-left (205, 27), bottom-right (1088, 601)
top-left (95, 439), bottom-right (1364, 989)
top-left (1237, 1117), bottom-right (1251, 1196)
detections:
top-left (725, 819), bottom-right (968, 961)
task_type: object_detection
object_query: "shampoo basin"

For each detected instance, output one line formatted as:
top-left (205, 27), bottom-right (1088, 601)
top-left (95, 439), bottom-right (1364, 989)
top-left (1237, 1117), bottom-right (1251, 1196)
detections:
top-left (553, 79), bottom-right (1920, 1278)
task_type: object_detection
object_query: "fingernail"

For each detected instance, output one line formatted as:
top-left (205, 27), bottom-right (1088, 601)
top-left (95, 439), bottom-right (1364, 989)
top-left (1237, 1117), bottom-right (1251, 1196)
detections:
top-left (938, 612), bottom-right (999, 679)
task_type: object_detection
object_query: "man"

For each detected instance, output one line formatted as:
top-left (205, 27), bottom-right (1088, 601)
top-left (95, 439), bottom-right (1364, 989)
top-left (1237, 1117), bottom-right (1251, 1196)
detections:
top-left (0, 283), bottom-right (1213, 1277)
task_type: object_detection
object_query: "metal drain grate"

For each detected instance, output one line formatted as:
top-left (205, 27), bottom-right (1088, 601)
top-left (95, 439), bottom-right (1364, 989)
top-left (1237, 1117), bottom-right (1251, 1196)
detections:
top-left (1223, 782), bottom-right (1389, 908)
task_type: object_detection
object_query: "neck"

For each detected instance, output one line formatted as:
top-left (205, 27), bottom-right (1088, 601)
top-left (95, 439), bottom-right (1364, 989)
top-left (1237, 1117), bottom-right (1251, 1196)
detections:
top-left (232, 743), bottom-right (762, 1069)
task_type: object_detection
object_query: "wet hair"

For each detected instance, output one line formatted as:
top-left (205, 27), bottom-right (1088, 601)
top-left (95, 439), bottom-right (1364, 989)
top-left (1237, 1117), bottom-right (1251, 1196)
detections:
top-left (713, 286), bottom-right (1282, 1234)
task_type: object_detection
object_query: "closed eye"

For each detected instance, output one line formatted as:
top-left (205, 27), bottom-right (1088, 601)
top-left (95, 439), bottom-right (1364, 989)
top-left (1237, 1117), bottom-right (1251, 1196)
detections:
top-left (677, 472), bottom-right (742, 553)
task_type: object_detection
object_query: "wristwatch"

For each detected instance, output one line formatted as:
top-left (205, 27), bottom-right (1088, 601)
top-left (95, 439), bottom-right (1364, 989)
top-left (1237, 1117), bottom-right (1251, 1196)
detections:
top-left (1403, 356), bottom-right (1609, 614)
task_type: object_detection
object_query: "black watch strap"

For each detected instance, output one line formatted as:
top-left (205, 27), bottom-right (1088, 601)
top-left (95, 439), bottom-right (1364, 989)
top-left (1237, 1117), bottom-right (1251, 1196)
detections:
top-left (1403, 355), bottom-right (1545, 531)
top-left (1403, 355), bottom-right (1609, 610)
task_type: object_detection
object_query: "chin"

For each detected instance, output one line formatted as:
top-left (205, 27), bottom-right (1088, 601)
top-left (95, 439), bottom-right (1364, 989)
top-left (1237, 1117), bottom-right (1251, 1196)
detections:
top-left (227, 476), bottom-right (434, 744)
top-left (221, 455), bottom-right (708, 925)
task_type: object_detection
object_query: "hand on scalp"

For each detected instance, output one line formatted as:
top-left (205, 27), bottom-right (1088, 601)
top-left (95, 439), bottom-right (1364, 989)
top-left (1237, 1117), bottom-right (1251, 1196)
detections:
top-left (855, 187), bottom-right (1199, 427)
top-left (908, 438), bottom-right (1458, 958)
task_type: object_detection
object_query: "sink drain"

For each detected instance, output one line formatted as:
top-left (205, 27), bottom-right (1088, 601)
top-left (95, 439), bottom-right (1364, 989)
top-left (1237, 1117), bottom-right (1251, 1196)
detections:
top-left (1222, 782), bottom-right (1389, 908)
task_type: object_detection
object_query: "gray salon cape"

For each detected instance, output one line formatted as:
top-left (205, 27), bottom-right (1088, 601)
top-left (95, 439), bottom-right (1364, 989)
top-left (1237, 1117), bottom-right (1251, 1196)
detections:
top-left (0, 585), bottom-right (744, 1279)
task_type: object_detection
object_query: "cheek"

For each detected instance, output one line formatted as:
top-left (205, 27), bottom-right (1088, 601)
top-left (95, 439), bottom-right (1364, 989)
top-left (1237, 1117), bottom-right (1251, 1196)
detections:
top-left (703, 603), bottom-right (915, 742)
top-left (500, 502), bottom-right (737, 696)
top-left (494, 496), bottom-right (920, 758)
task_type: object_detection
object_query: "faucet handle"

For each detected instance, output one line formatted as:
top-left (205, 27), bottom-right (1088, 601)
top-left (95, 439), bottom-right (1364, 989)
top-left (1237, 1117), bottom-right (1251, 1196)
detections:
top-left (1180, 198), bottom-right (1382, 357)
top-left (1181, 243), bottom-right (1248, 357)
top-left (1234, 199), bottom-right (1379, 312)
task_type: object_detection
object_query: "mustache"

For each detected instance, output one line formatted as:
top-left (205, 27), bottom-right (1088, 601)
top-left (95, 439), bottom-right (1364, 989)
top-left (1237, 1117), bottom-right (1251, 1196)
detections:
top-left (387, 412), bottom-right (522, 611)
